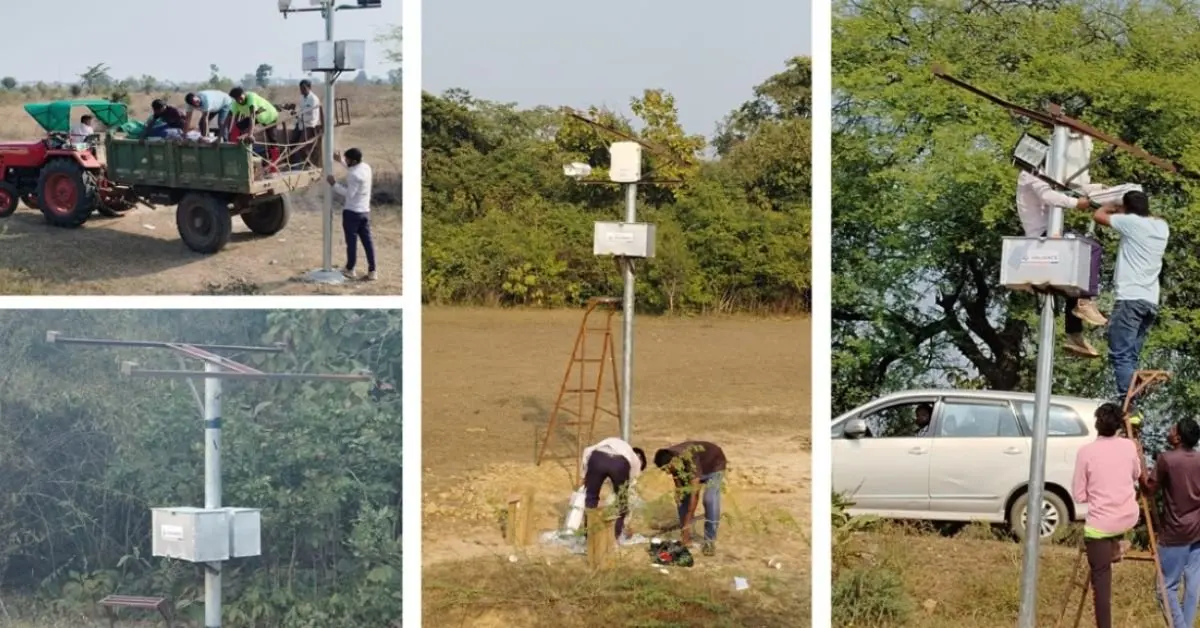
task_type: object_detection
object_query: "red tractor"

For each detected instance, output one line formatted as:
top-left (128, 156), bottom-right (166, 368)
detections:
top-left (0, 100), bottom-right (135, 227)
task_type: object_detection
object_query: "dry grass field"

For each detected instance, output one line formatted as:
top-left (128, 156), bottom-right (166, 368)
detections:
top-left (422, 307), bottom-right (811, 627)
top-left (0, 85), bottom-right (399, 295)
top-left (838, 522), bottom-right (1168, 627)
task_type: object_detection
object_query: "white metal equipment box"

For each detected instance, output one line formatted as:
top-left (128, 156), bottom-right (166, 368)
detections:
top-left (151, 507), bottom-right (263, 563)
top-left (335, 40), bottom-right (366, 71)
top-left (609, 142), bottom-right (642, 183)
top-left (302, 41), bottom-right (336, 72)
top-left (594, 222), bottom-right (656, 258)
top-left (1000, 236), bottom-right (1093, 297)
top-left (152, 507), bottom-right (230, 563)
top-left (226, 508), bottom-right (263, 558)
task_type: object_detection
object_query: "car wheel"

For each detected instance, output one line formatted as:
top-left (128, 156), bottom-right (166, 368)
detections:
top-left (1008, 491), bottom-right (1069, 541)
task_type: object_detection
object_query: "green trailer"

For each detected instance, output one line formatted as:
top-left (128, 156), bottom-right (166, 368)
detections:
top-left (104, 137), bottom-right (322, 253)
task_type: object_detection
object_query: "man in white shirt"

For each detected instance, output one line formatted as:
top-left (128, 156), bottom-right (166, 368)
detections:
top-left (183, 90), bottom-right (234, 141)
top-left (1015, 170), bottom-right (1106, 357)
top-left (580, 437), bottom-right (646, 540)
top-left (298, 79), bottom-right (323, 167)
top-left (68, 115), bottom-right (95, 146)
top-left (326, 148), bottom-right (377, 281)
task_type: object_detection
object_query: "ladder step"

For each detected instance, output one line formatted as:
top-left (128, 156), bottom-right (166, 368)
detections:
top-left (565, 388), bottom-right (598, 393)
top-left (585, 328), bottom-right (611, 332)
top-left (574, 358), bottom-right (606, 363)
top-left (1124, 551), bottom-right (1157, 562)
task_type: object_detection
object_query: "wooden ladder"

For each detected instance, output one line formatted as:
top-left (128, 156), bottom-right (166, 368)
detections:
top-left (535, 296), bottom-right (623, 485)
top-left (1055, 369), bottom-right (1173, 628)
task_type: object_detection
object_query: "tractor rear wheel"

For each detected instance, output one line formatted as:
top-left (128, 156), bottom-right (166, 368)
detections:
top-left (0, 182), bottom-right (18, 218)
top-left (37, 160), bottom-right (98, 228)
top-left (176, 192), bottom-right (232, 254)
top-left (240, 195), bottom-right (290, 236)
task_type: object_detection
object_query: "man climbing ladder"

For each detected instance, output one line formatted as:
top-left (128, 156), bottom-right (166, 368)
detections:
top-left (1091, 191), bottom-right (1169, 418)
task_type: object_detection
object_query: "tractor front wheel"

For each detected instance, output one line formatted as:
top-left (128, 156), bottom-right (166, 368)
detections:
top-left (240, 195), bottom-right (290, 236)
top-left (37, 160), bottom-right (98, 228)
top-left (176, 192), bottom-right (232, 254)
top-left (0, 182), bottom-right (18, 218)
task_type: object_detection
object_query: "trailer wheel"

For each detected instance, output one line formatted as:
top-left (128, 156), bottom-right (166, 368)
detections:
top-left (176, 192), bottom-right (232, 254)
top-left (21, 193), bottom-right (39, 210)
top-left (37, 160), bottom-right (98, 228)
top-left (0, 182), bottom-right (18, 218)
top-left (240, 195), bottom-right (290, 236)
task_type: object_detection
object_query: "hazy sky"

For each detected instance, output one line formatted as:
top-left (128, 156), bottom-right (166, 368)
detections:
top-left (424, 0), bottom-right (812, 137)
top-left (5, 0), bottom-right (400, 84)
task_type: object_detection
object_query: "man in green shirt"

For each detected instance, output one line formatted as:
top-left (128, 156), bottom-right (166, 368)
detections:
top-left (228, 87), bottom-right (280, 144)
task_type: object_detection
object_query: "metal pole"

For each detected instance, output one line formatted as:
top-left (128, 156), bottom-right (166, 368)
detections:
top-left (620, 183), bottom-right (636, 443)
top-left (203, 361), bottom-right (223, 628)
top-left (322, 6), bottom-right (336, 272)
top-left (1017, 124), bottom-right (1070, 628)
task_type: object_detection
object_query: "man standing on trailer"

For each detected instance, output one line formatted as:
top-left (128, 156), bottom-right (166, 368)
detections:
top-left (183, 90), bottom-right (234, 141)
top-left (1071, 402), bottom-right (1142, 628)
top-left (298, 79), bottom-right (323, 167)
top-left (1092, 190), bottom-right (1168, 418)
top-left (326, 148), bottom-right (377, 281)
top-left (1141, 418), bottom-right (1200, 628)
top-left (1016, 170), bottom-right (1107, 357)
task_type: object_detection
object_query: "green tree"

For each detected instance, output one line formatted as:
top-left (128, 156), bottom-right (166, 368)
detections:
top-left (1, 77), bottom-right (15, 90)
top-left (422, 57), bottom-right (811, 313)
top-left (0, 311), bottom-right (402, 626)
top-left (255, 63), bottom-right (274, 88)
top-left (832, 0), bottom-right (1200, 414)
top-left (78, 63), bottom-right (111, 93)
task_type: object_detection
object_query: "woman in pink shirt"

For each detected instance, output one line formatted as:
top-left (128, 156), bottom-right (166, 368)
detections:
top-left (1071, 402), bottom-right (1143, 628)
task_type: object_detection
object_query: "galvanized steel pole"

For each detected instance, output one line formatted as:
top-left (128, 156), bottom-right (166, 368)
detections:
top-left (204, 361), bottom-right (223, 627)
top-left (1017, 124), bottom-right (1070, 628)
top-left (620, 183), bottom-right (636, 443)
top-left (321, 6), bottom-right (337, 273)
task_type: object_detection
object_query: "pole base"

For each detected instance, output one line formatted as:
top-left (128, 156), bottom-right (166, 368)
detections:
top-left (302, 268), bottom-right (347, 285)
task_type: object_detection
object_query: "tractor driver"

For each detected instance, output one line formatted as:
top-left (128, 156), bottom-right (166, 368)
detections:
top-left (69, 114), bottom-right (95, 146)
top-left (183, 90), bottom-right (234, 141)
top-left (142, 100), bottom-right (185, 139)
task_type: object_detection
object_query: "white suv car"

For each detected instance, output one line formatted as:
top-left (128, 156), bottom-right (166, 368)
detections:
top-left (832, 389), bottom-right (1105, 539)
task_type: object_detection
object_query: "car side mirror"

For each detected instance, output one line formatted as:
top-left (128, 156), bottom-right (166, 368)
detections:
top-left (844, 418), bottom-right (868, 439)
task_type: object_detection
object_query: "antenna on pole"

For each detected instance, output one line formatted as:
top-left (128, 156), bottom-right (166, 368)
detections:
top-left (47, 331), bottom-right (373, 628)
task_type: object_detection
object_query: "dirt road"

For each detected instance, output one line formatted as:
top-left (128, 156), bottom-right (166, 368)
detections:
top-left (0, 197), bottom-right (400, 295)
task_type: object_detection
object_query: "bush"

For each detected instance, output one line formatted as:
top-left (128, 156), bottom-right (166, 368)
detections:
top-left (832, 565), bottom-right (913, 626)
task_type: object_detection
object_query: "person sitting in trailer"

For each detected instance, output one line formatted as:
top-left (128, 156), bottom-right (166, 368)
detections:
top-left (183, 90), bottom-right (234, 141)
top-left (1141, 417), bottom-right (1200, 628)
top-left (1091, 190), bottom-right (1168, 422)
top-left (141, 99), bottom-right (185, 139)
top-left (1071, 402), bottom-right (1142, 628)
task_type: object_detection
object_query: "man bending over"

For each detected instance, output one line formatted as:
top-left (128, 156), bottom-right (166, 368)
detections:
top-left (580, 437), bottom-right (645, 540)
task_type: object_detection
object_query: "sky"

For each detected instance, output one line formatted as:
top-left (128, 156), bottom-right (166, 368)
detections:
top-left (424, 0), bottom-right (812, 138)
top-left (4, 0), bottom-right (400, 84)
